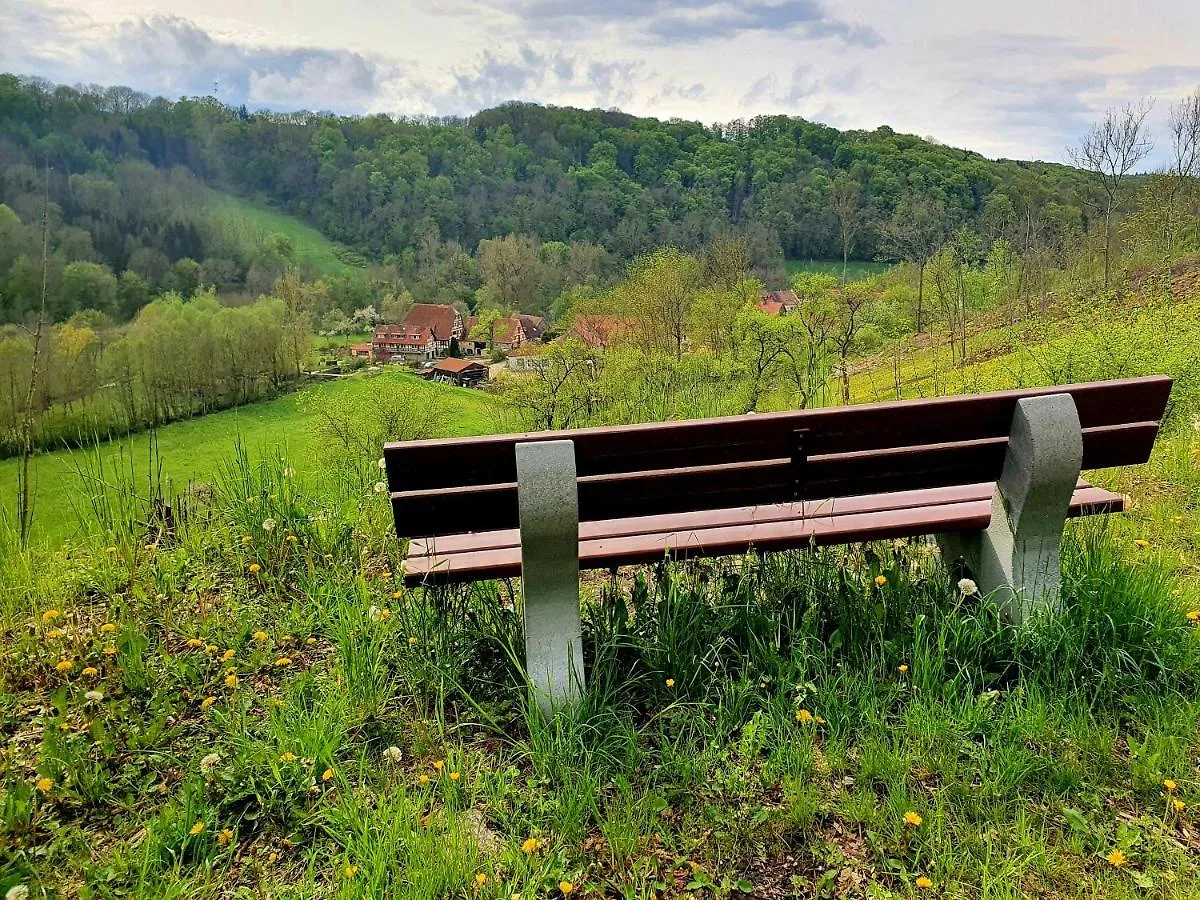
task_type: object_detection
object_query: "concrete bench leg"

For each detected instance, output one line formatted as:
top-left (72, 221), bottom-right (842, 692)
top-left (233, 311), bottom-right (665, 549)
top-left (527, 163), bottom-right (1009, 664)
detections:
top-left (938, 393), bottom-right (1083, 623)
top-left (515, 440), bottom-right (584, 715)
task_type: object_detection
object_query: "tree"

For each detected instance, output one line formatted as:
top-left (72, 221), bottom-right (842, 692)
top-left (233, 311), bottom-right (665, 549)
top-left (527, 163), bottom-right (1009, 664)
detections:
top-left (477, 235), bottom-right (539, 312)
top-left (829, 174), bottom-right (866, 286)
top-left (618, 248), bottom-right (703, 360)
top-left (58, 261), bottom-right (118, 319)
top-left (1070, 101), bottom-right (1154, 288)
top-left (878, 193), bottom-right (947, 331)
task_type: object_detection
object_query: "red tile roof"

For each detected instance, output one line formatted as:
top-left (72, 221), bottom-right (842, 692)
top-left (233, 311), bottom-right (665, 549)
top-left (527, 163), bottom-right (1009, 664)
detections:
top-left (572, 314), bottom-right (630, 348)
top-left (374, 324), bottom-right (433, 347)
top-left (402, 304), bottom-right (459, 341)
top-left (433, 357), bottom-right (487, 374)
top-left (756, 301), bottom-right (785, 317)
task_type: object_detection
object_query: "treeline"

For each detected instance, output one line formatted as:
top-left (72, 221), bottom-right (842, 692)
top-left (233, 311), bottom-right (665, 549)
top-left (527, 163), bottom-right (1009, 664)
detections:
top-left (1, 74), bottom-right (1102, 316)
top-left (0, 290), bottom-right (309, 455)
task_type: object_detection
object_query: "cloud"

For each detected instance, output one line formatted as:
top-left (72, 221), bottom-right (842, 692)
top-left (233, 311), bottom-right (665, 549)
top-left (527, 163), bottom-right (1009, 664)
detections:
top-left (474, 0), bottom-right (884, 48)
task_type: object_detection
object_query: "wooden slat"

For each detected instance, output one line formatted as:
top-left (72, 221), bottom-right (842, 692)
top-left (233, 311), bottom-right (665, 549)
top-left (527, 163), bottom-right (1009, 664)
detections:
top-left (390, 422), bottom-right (1158, 538)
top-left (403, 485), bottom-right (1123, 586)
top-left (384, 376), bottom-right (1171, 492)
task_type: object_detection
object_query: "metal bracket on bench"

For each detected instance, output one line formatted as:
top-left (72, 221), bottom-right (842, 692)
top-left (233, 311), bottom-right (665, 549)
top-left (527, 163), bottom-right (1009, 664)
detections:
top-left (937, 393), bottom-right (1083, 623)
top-left (790, 428), bottom-right (808, 501)
top-left (516, 439), bottom-right (584, 715)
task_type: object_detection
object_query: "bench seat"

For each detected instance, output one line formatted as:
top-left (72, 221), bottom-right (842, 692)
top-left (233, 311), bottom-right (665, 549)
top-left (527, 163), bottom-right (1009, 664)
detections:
top-left (403, 480), bottom-right (1122, 586)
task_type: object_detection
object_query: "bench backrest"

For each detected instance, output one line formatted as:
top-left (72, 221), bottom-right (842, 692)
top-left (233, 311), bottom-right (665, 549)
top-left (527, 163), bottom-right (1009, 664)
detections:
top-left (384, 376), bottom-right (1172, 539)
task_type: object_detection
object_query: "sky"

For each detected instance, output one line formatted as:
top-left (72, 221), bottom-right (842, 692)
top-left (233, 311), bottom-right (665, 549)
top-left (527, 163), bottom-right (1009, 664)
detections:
top-left (1, 0), bottom-right (1198, 165)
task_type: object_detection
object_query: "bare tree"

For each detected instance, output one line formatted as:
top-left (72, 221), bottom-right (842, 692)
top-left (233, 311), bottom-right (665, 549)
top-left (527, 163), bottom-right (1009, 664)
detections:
top-left (879, 193), bottom-right (948, 332)
top-left (1168, 88), bottom-right (1200, 244)
top-left (1070, 101), bottom-right (1154, 288)
top-left (829, 174), bottom-right (865, 287)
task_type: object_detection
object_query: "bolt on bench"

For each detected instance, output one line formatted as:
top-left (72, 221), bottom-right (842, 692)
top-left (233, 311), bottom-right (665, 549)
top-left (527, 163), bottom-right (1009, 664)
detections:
top-left (384, 376), bottom-right (1172, 714)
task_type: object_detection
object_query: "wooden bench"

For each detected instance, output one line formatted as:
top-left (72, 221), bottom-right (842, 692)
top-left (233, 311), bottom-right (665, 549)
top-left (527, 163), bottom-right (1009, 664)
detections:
top-left (384, 376), bottom-right (1172, 712)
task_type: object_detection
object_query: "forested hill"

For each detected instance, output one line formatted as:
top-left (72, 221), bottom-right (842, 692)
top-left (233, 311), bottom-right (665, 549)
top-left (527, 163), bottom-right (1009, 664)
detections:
top-left (1, 73), bottom-right (1093, 322)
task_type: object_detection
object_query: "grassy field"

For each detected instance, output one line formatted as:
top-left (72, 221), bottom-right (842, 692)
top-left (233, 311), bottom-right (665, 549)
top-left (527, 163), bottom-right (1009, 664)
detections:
top-left (786, 259), bottom-right (891, 282)
top-left (206, 192), bottom-right (363, 277)
top-left (0, 371), bottom-right (499, 548)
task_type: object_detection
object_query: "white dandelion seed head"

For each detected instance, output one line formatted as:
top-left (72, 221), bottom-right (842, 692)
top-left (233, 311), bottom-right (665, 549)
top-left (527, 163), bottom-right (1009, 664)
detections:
top-left (200, 752), bottom-right (221, 773)
top-left (958, 578), bottom-right (978, 596)
top-left (383, 745), bottom-right (403, 763)
top-left (85, 689), bottom-right (104, 702)
top-left (378, 457), bottom-right (387, 470)
top-left (262, 518), bottom-right (276, 533)
top-left (7, 885), bottom-right (31, 900)
top-left (374, 482), bottom-right (387, 494)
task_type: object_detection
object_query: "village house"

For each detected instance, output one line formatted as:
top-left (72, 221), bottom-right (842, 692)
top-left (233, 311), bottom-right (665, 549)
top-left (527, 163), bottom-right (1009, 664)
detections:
top-left (400, 303), bottom-right (463, 354)
top-left (572, 313), bottom-right (631, 350)
top-left (372, 324), bottom-right (436, 363)
top-left (505, 343), bottom-right (547, 372)
top-left (756, 289), bottom-right (800, 317)
top-left (429, 356), bottom-right (489, 387)
top-left (463, 315), bottom-right (527, 354)
top-left (349, 342), bottom-right (373, 360)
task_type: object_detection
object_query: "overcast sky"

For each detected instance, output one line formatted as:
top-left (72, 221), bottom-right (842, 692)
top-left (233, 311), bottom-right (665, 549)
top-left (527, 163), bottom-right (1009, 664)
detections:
top-left (2, 0), bottom-right (1198, 164)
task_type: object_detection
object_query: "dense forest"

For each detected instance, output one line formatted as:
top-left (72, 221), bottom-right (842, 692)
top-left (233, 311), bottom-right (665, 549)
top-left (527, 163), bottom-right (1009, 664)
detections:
top-left (0, 74), bottom-right (1099, 324)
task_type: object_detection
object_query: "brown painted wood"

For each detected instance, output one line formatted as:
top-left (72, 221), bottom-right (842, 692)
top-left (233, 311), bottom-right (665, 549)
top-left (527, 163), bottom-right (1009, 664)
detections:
top-left (403, 485), bottom-right (1123, 586)
top-left (385, 376), bottom-right (1171, 492)
top-left (391, 421), bottom-right (1157, 539)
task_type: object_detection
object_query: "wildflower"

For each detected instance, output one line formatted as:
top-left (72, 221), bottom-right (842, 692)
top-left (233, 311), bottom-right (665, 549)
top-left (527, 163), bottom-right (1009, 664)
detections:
top-left (286, 534), bottom-right (298, 544)
top-left (102, 646), bottom-right (117, 656)
top-left (322, 768), bottom-right (334, 781)
top-left (205, 644), bottom-right (218, 654)
top-left (187, 638), bottom-right (204, 648)
top-left (795, 709), bottom-right (814, 724)
top-left (279, 752), bottom-right (297, 762)
top-left (957, 577), bottom-right (978, 596)
top-left (815, 715), bottom-right (826, 725)
top-left (6, 885), bottom-right (31, 900)
top-left (522, 837), bottom-right (541, 854)
top-left (343, 865), bottom-right (358, 878)
top-left (35, 776), bottom-right (53, 794)
top-left (1173, 798), bottom-right (1185, 812)
top-left (274, 657), bottom-right (292, 667)
top-left (190, 821), bottom-right (206, 835)
top-left (201, 696), bottom-right (216, 710)
top-left (899, 664), bottom-right (909, 674)
top-left (85, 689), bottom-right (104, 702)
top-left (559, 882), bottom-right (575, 895)
top-left (450, 771), bottom-right (461, 781)
top-left (383, 746), bottom-right (403, 763)
top-left (392, 590), bottom-right (403, 600)
top-left (253, 630), bottom-right (269, 642)
top-left (1187, 611), bottom-right (1200, 623)
top-left (1105, 849), bottom-right (1127, 868)
top-left (904, 811), bottom-right (923, 827)
top-left (1173, 588), bottom-right (1183, 597)
top-left (217, 828), bottom-right (233, 846)
top-left (418, 774), bottom-right (430, 785)
top-left (81, 666), bottom-right (99, 677)
top-left (915, 875), bottom-right (934, 890)
top-left (378, 457), bottom-right (387, 470)
top-left (144, 543), bottom-right (157, 552)
top-left (476, 874), bottom-right (488, 886)
top-left (433, 760), bottom-right (445, 771)
top-left (874, 575), bottom-right (888, 586)
top-left (219, 648), bottom-right (235, 662)
top-left (200, 753), bottom-right (221, 773)
top-left (42, 609), bottom-right (61, 623)
top-left (665, 678), bottom-right (676, 688)
top-left (374, 482), bottom-right (387, 493)
top-left (1164, 779), bottom-right (1177, 792)
top-left (225, 673), bottom-right (238, 688)
top-left (262, 518), bottom-right (276, 533)
top-left (100, 623), bottom-right (116, 633)
top-left (55, 660), bottom-right (73, 674)
top-left (408, 636), bottom-right (418, 646)
top-left (306, 637), bottom-right (317, 645)
top-left (1134, 539), bottom-right (1149, 548)
top-left (46, 628), bottom-right (64, 639)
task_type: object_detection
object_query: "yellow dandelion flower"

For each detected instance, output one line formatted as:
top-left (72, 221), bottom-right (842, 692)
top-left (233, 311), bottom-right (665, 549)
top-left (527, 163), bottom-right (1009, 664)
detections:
top-left (100, 623), bottom-right (116, 633)
top-left (286, 534), bottom-right (298, 543)
top-left (559, 881), bottom-right (575, 895)
top-left (253, 630), bottom-right (269, 642)
top-left (795, 709), bottom-right (813, 723)
top-left (186, 638), bottom-right (203, 649)
top-left (305, 637), bottom-right (317, 645)
top-left (1164, 779), bottom-right (1177, 792)
top-left (42, 609), bottom-right (61, 623)
top-left (274, 657), bottom-right (292, 667)
top-left (217, 828), bottom-right (233, 846)
top-left (449, 771), bottom-right (461, 782)
top-left (1134, 539), bottom-right (1150, 548)
top-left (102, 646), bottom-right (117, 656)
top-left (205, 644), bottom-right (218, 654)
top-left (433, 760), bottom-right (445, 771)
top-left (279, 752), bottom-right (297, 762)
top-left (221, 649), bottom-right (236, 662)
top-left (1106, 849), bottom-right (1127, 868)
top-left (343, 865), bottom-right (358, 878)
top-left (200, 696), bottom-right (216, 710)
top-left (35, 776), bottom-right (53, 793)
top-left (82, 666), bottom-right (99, 677)
top-left (190, 821), bottom-right (205, 835)
top-left (1187, 610), bottom-right (1200, 623)
top-left (248, 563), bottom-right (261, 575)
top-left (55, 660), bottom-right (73, 674)
top-left (1173, 798), bottom-right (1185, 812)
top-left (408, 636), bottom-right (418, 646)
top-left (46, 628), bottom-right (64, 639)
top-left (381, 571), bottom-right (392, 580)
top-left (522, 837), bottom-right (541, 854)
top-left (899, 664), bottom-right (909, 674)
top-left (392, 591), bottom-right (403, 600)
top-left (475, 873), bottom-right (488, 885)
top-left (815, 715), bottom-right (826, 725)
top-left (874, 575), bottom-right (888, 586)
top-left (225, 674), bottom-right (238, 688)
top-left (915, 875), bottom-right (933, 890)
top-left (903, 811), bottom-right (923, 827)
top-left (665, 678), bottom-right (676, 688)
top-left (106, 545), bottom-right (118, 554)
top-left (322, 768), bottom-right (334, 781)
top-left (418, 774), bottom-right (430, 785)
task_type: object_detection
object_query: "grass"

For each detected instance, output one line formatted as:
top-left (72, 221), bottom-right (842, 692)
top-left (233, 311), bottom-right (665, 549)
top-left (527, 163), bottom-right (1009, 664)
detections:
top-left (786, 259), bottom-right (891, 282)
top-left (0, 372), bottom-right (499, 547)
top-left (206, 191), bottom-right (363, 277)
